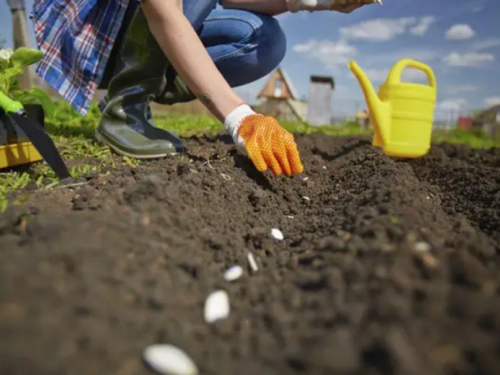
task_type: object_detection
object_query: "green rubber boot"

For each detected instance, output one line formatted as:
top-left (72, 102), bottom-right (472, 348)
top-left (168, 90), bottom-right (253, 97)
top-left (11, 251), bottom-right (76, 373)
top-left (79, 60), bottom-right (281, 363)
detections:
top-left (154, 66), bottom-right (196, 105)
top-left (96, 5), bottom-right (185, 158)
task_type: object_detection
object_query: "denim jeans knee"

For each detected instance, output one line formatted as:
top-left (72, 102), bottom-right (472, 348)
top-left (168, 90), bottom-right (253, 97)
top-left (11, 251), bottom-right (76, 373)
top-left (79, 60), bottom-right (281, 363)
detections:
top-left (201, 10), bottom-right (287, 87)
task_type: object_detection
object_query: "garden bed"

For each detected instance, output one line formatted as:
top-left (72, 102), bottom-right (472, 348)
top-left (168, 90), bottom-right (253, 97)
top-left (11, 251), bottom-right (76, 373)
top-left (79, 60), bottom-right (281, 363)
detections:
top-left (1, 133), bottom-right (500, 375)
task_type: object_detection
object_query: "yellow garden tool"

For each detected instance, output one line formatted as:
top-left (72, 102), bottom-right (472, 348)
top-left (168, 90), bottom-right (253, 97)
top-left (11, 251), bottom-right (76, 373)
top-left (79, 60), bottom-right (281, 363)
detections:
top-left (348, 58), bottom-right (437, 158)
top-left (0, 90), bottom-right (70, 179)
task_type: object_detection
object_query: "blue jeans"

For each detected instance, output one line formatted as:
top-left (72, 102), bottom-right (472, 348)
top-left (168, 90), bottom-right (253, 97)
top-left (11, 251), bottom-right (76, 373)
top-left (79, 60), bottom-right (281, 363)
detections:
top-left (100, 0), bottom-right (286, 91)
top-left (182, 0), bottom-right (286, 88)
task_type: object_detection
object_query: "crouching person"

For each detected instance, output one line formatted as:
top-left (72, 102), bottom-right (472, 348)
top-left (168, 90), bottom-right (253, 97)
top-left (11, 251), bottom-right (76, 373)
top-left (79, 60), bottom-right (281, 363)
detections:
top-left (32, 0), bottom-right (371, 176)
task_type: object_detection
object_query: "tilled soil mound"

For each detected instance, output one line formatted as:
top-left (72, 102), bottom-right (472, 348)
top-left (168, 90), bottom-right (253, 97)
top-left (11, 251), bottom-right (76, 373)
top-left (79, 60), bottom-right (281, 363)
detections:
top-left (1, 134), bottom-right (500, 375)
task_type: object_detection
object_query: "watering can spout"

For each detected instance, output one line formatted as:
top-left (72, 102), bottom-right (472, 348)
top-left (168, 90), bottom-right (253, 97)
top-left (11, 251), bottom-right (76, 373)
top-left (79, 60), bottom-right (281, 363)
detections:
top-left (348, 61), bottom-right (391, 145)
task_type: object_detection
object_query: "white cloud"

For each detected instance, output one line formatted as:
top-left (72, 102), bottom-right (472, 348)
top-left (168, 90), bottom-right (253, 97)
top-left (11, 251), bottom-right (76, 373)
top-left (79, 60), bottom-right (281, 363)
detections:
top-left (339, 19), bottom-right (410, 42)
top-left (410, 16), bottom-right (436, 37)
top-left (485, 97), bottom-right (500, 106)
top-left (446, 24), bottom-right (475, 40)
top-left (365, 48), bottom-right (439, 66)
top-left (446, 85), bottom-right (478, 93)
top-left (436, 98), bottom-right (468, 110)
top-left (472, 38), bottom-right (500, 51)
top-left (338, 17), bottom-right (435, 42)
top-left (293, 39), bottom-right (357, 69)
top-left (443, 52), bottom-right (494, 67)
top-left (435, 99), bottom-right (469, 122)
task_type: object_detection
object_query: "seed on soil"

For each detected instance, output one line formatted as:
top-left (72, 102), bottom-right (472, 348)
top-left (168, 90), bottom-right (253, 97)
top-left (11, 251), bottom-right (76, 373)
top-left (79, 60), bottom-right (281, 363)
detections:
top-left (271, 228), bottom-right (284, 240)
top-left (286, 215), bottom-right (294, 219)
top-left (247, 253), bottom-right (258, 272)
top-left (204, 290), bottom-right (230, 323)
top-left (302, 196), bottom-right (310, 201)
top-left (143, 344), bottom-right (198, 375)
top-left (303, 177), bottom-right (309, 181)
top-left (224, 265), bottom-right (243, 281)
top-left (422, 253), bottom-right (439, 268)
top-left (414, 242), bottom-right (431, 252)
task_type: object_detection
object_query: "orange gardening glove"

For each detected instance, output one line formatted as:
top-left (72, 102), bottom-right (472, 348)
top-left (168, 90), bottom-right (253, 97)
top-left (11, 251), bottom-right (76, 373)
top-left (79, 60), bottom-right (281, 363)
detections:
top-left (224, 104), bottom-right (304, 177)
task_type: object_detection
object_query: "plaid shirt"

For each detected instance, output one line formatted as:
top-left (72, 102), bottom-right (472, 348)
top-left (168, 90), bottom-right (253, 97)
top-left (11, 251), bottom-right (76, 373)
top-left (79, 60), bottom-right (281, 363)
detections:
top-left (32, 0), bottom-right (139, 116)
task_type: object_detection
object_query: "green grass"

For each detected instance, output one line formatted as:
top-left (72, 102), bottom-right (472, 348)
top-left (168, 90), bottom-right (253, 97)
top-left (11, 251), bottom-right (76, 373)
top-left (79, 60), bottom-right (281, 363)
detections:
top-left (432, 128), bottom-right (500, 149)
top-left (1, 99), bottom-right (499, 212)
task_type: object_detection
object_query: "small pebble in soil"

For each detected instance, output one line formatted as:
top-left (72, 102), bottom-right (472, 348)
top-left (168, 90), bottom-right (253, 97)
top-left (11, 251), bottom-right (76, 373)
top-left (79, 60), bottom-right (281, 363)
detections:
top-left (303, 177), bottom-right (309, 181)
top-left (204, 290), bottom-right (230, 323)
top-left (271, 228), bottom-right (284, 240)
top-left (143, 344), bottom-right (198, 375)
top-left (322, 166), bottom-right (327, 169)
top-left (224, 265), bottom-right (243, 281)
top-left (247, 253), bottom-right (259, 272)
top-left (414, 242), bottom-right (431, 252)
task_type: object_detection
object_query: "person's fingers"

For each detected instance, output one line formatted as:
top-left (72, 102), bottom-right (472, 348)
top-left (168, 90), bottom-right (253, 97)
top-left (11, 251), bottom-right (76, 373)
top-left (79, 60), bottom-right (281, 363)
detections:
top-left (283, 132), bottom-right (304, 175)
top-left (274, 132), bottom-right (293, 177)
top-left (238, 115), bottom-right (303, 176)
top-left (260, 138), bottom-right (282, 176)
top-left (245, 139), bottom-right (267, 172)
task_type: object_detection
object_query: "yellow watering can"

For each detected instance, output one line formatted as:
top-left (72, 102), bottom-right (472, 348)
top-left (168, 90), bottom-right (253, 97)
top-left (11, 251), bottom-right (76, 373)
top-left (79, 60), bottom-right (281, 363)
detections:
top-left (348, 59), bottom-right (437, 158)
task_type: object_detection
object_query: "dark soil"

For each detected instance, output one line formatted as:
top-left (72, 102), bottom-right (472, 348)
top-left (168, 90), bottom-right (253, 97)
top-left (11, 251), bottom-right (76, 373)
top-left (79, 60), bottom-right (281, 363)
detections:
top-left (1, 133), bottom-right (500, 375)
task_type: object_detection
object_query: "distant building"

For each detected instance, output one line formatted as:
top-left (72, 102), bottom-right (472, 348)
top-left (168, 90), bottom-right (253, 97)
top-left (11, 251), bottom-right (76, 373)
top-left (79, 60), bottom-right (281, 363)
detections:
top-left (355, 109), bottom-right (370, 129)
top-left (472, 104), bottom-right (500, 136)
top-left (457, 116), bottom-right (474, 130)
top-left (306, 75), bottom-right (334, 126)
top-left (8, 0), bottom-right (37, 90)
top-left (254, 67), bottom-right (307, 122)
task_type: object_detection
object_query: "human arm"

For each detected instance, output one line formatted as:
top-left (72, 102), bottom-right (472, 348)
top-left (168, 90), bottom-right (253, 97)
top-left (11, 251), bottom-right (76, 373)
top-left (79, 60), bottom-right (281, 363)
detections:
top-left (220, 0), bottom-right (369, 14)
top-left (141, 0), bottom-right (244, 122)
top-left (141, 0), bottom-right (303, 176)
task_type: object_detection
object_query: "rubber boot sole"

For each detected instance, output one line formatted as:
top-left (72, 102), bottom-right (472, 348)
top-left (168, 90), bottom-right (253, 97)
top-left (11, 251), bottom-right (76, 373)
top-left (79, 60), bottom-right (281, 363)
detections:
top-left (95, 129), bottom-right (175, 159)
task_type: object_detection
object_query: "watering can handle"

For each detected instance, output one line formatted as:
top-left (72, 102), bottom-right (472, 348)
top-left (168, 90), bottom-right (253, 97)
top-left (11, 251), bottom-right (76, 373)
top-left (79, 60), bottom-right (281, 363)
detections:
top-left (387, 59), bottom-right (436, 88)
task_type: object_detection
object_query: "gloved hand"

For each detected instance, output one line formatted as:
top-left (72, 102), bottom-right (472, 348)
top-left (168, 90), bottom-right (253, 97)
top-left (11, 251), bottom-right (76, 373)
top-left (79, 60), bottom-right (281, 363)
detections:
top-left (224, 104), bottom-right (304, 177)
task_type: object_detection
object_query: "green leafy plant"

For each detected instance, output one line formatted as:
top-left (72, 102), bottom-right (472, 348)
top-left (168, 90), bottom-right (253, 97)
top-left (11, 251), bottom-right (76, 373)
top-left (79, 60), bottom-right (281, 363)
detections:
top-left (0, 47), bottom-right (55, 119)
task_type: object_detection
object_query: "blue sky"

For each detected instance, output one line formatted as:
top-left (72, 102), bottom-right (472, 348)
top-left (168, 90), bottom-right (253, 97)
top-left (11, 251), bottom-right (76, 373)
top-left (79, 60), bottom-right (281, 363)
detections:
top-left (237, 0), bottom-right (500, 119)
top-left (1, 0), bottom-right (499, 120)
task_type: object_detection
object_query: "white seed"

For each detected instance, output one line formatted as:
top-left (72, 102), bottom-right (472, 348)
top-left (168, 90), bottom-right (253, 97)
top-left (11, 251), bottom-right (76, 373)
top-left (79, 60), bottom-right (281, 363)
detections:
top-left (322, 166), bottom-right (327, 170)
top-left (271, 228), bottom-right (284, 240)
top-left (224, 265), bottom-right (243, 281)
top-left (303, 177), bottom-right (309, 181)
top-left (204, 290), bottom-right (230, 323)
top-left (286, 215), bottom-right (294, 219)
top-left (414, 242), bottom-right (431, 253)
top-left (302, 196), bottom-right (310, 201)
top-left (143, 344), bottom-right (198, 375)
top-left (247, 253), bottom-right (258, 272)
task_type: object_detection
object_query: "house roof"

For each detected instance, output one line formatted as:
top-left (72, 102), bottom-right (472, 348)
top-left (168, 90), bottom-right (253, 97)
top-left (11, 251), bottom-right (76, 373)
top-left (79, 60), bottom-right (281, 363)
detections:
top-left (257, 67), bottom-right (299, 100)
top-left (310, 75), bottom-right (335, 88)
top-left (279, 68), bottom-right (299, 100)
